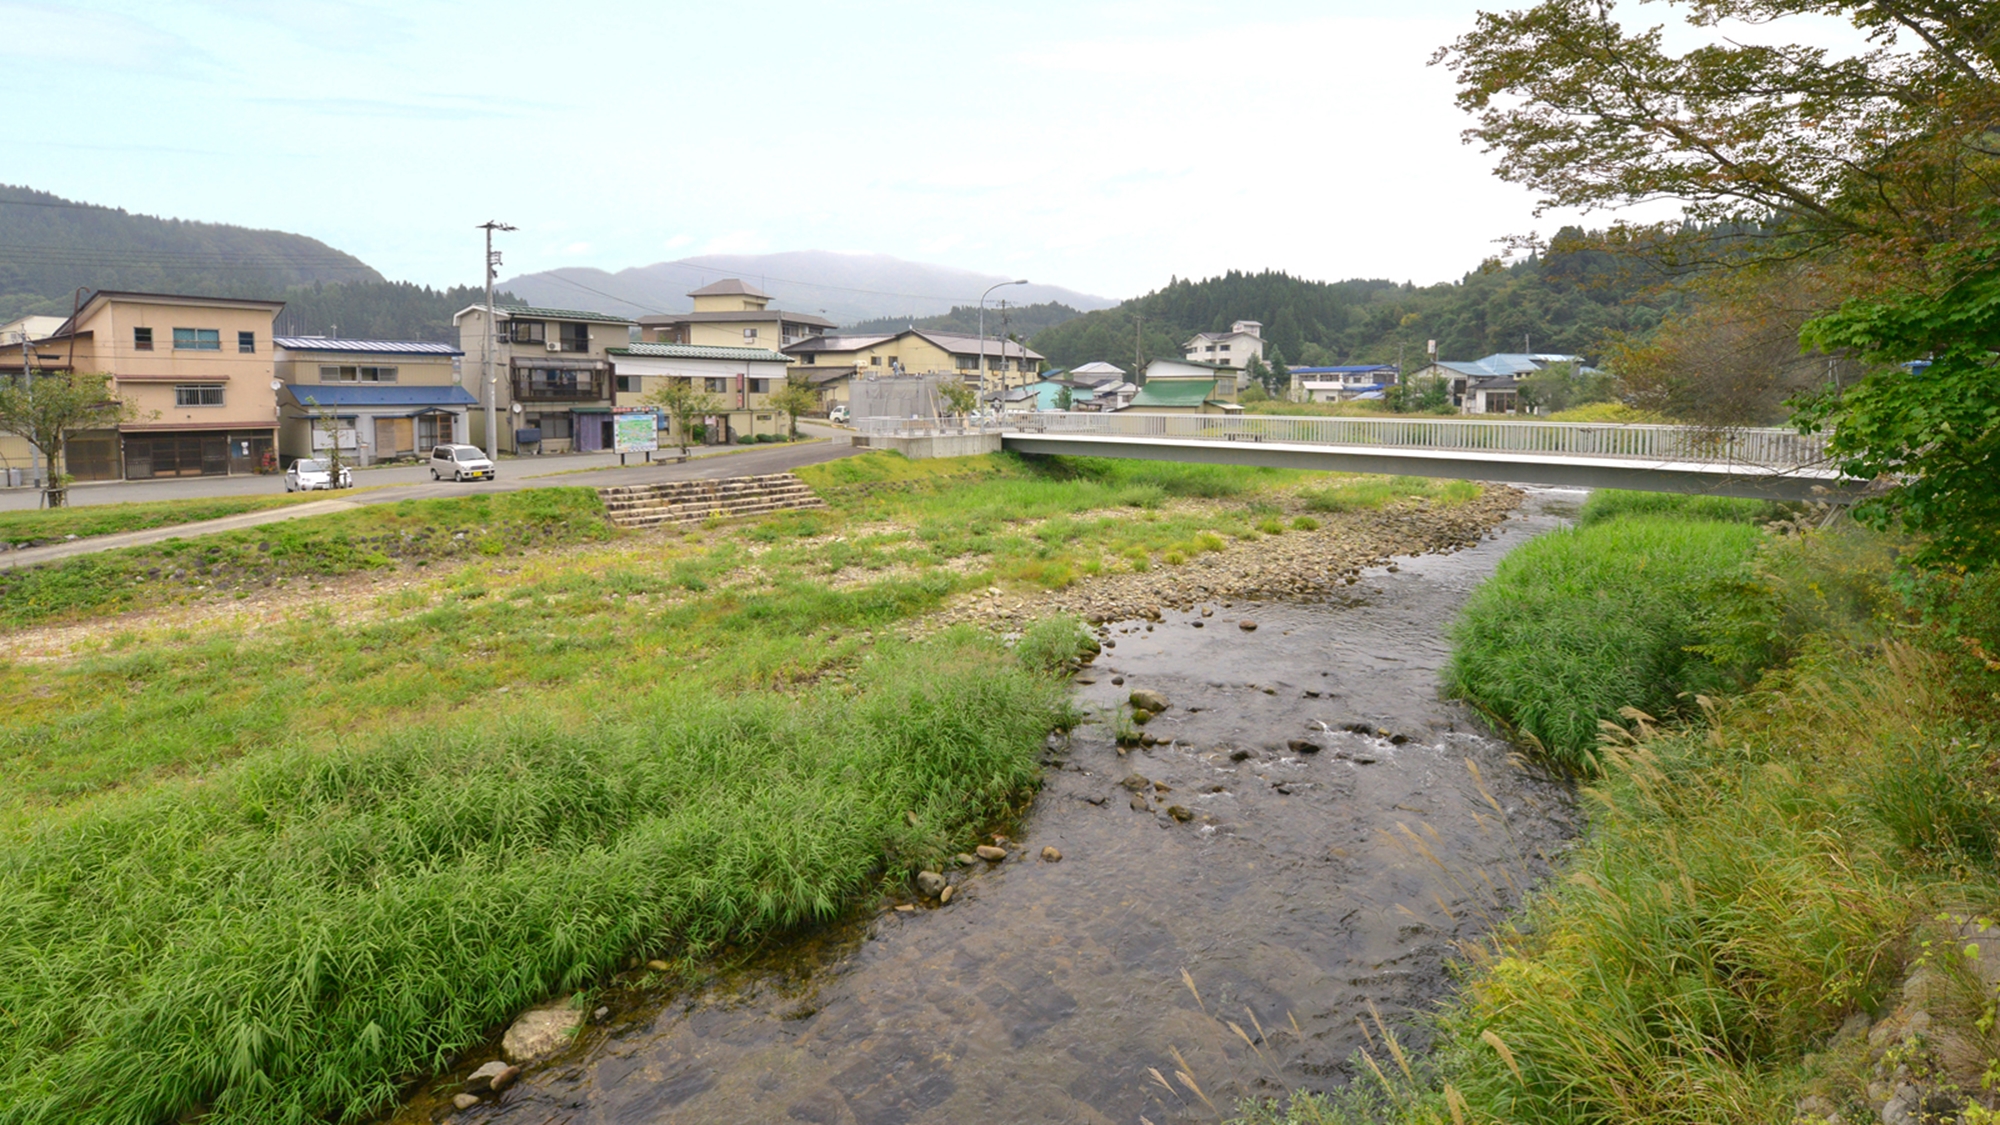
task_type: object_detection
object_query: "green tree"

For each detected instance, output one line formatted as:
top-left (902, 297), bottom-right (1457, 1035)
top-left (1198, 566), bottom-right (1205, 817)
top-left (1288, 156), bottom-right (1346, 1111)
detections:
top-left (766, 377), bottom-right (819, 439)
top-left (0, 368), bottom-right (137, 508)
top-left (640, 377), bottom-right (721, 459)
top-left (938, 379), bottom-right (977, 418)
top-left (1798, 242), bottom-right (2000, 569)
top-left (296, 394), bottom-right (353, 484)
top-left (1266, 347), bottom-right (1291, 398)
top-left (1053, 384), bottom-right (1073, 411)
top-left (1516, 361), bottom-right (1617, 415)
top-left (1242, 354), bottom-right (1271, 395)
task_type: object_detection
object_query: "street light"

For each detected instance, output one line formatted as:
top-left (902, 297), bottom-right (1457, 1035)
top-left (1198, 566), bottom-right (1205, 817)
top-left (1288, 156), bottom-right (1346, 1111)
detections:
top-left (978, 279), bottom-right (1028, 413)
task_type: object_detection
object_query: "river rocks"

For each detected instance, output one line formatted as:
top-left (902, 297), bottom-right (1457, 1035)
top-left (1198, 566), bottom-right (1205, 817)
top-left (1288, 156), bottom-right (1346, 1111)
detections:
top-left (915, 871), bottom-right (947, 897)
top-left (1167, 805), bottom-right (1193, 822)
top-left (955, 852), bottom-right (976, 866)
top-left (646, 959), bottom-right (671, 972)
top-left (1128, 688), bottom-right (1170, 712)
top-left (1228, 747), bottom-right (1255, 762)
top-left (1130, 793), bottom-right (1150, 811)
top-left (502, 1000), bottom-right (583, 1064)
top-left (1111, 676), bottom-right (1125, 685)
top-left (1042, 846), bottom-right (1062, 862)
top-left (454, 1093), bottom-right (482, 1110)
top-left (1119, 773), bottom-right (1151, 791)
top-left (1287, 739), bottom-right (1320, 754)
top-left (940, 885), bottom-right (955, 904)
top-left (466, 1061), bottom-right (520, 1094)
top-left (1131, 709), bottom-right (1153, 725)
top-left (1239, 620), bottom-right (1258, 631)
top-left (975, 845), bottom-right (1007, 861)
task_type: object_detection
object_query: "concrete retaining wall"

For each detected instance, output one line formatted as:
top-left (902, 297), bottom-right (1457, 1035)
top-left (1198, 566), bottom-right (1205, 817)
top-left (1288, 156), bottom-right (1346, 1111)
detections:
top-left (851, 433), bottom-right (1002, 460)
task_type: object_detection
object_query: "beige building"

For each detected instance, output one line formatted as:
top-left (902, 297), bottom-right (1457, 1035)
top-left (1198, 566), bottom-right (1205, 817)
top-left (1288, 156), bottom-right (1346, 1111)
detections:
top-left (637, 279), bottom-right (834, 352)
top-left (452, 304), bottom-right (637, 453)
top-left (1, 291), bottom-right (286, 480)
top-left (273, 337), bottom-right (474, 465)
top-left (607, 342), bottom-right (795, 444)
top-left (783, 328), bottom-right (1043, 400)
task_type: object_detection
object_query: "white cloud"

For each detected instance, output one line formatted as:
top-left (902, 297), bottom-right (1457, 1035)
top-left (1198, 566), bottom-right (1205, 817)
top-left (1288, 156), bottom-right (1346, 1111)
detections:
top-left (0, 2), bottom-right (199, 68)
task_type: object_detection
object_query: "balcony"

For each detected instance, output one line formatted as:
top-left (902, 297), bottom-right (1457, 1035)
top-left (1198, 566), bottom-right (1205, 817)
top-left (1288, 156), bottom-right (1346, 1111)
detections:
top-left (511, 368), bottom-right (604, 401)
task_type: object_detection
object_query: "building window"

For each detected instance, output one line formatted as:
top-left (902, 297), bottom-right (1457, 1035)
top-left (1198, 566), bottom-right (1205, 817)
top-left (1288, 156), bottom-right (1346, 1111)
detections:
top-left (528, 413), bottom-right (574, 440)
top-left (172, 328), bottom-right (221, 351)
top-left (704, 377), bottom-right (729, 394)
top-left (870, 356), bottom-right (882, 366)
top-left (175, 384), bottom-right (224, 406)
top-left (238, 331), bottom-right (255, 353)
top-left (798, 353), bottom-right (816, 365)
top-left (558, 323), bottom-right (589, 352)
top-left (748, 378), bottom-right (768, 394)
top-left (509, 320), bottom-right (546, 345)
top-left (133, 327), bottom-right (153, 351)
top-left (318, 365), bottom-right (398, 383)
top-left (957, 355), bottom-right (976, 370)
top-left (615, 375), bottom-right (635, 393)
top-left (743, 327), bottom-right (759, 341)
top-left (1218, 344), bottom-right (1231, 352)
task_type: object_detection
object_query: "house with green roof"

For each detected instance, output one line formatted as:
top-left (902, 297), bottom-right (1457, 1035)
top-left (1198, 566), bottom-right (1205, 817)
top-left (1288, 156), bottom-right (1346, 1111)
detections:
top-left (452, 303), bottom-right (637, 453)
top-left (1125, 358), bottom-right (1244, 415)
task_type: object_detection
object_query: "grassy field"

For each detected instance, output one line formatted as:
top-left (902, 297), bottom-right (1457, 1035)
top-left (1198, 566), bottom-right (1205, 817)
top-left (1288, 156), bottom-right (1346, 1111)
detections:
top-left (1236, 509), bottom-right (2000, 1125)
top-left (0, 452), bottom-right (1496, 1125)
top-left (0, 492), bottom-right (336, 545)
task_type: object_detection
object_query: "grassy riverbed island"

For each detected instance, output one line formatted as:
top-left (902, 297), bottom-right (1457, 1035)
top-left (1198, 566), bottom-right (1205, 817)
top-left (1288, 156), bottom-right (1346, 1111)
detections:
top-left (0, 452), bottom-right (1514, 1125)
top-left (1238, 495), bottom-right (2000, 1125)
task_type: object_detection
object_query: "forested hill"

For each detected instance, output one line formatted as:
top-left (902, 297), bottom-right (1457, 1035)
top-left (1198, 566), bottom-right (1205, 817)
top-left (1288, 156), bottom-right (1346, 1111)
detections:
top-left (1029, 234), bottom-right (1676, 373)
top-left (843, 302), bottom-right (1082, 338)
top-left (0, 185), bottom-right (381, 319)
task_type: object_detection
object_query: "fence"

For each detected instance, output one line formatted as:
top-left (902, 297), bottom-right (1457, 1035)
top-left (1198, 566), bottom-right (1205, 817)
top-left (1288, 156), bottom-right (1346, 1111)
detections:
top-left (997, 411), bottom-right (1830, 470)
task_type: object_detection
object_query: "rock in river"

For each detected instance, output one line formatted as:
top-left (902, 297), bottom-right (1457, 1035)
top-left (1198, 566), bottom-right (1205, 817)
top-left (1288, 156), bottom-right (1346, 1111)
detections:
top-left (454, 1093), bottom-right (481, 1110)
top-left (1119, 773), bottom-right (1152, 791)
top-left (916, 871), bottom-right (948, 897)
top-left (1041, 846), bottom-right (1062, 862)
top-left (975, 845), bottom-right (1008, 861)
top-left (1128, 688), bottom-right (1170, 713)
top-left (1287, 739), bottom-right (1321, 754)
top-left (466, 1060), bottom-right (521, 1094)
top-left (1239, 620), bottom-right (1258, 632)
top-left (503, 1000), bottom-right (583, 1064)
top-left (1167, 805), bottom-right (1194, 822)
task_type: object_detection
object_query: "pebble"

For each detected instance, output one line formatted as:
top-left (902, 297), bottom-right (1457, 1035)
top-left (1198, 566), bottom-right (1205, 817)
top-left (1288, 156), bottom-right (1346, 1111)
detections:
top-left (975, 844), bottom-right (1007, 861)
top-left (454, 1093), bottom-right (482, 1110)
top-left (1228, 748), bottom-right (1254, 762)
top-left (1128, 688), bottom-right (1170, 712)
top-left (915, 870), bottom-right (947, 897)
top-left (940, 885), bottom-right (955, 904)
top-left (646, 960), bottom-right (671, 972)
top-left (955, 853), bottom-right (976, 866)
top-left (1239, 620), bottom-right (1258, 631)
top-left (1041, 846), bottom-right (1062, 862)
top-left (1119, 773), bottom-right (1151, 791)
top-left (1130, 793), bottom-right (1150, 811)
top-left (1111, 676), bottom-right (1125, 685)
top-left (894, 904), bottom-right (916, 912)
top-left (1167, 805), bottom-right (1193, 822)
top-left (1288, 739), bottom-right (1321, 754)
top-left (466, 1061), bottom-right (520, 1094)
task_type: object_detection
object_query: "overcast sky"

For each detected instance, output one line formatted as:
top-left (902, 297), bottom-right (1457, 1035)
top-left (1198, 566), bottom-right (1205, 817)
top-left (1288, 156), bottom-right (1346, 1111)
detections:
top-left (4, 0), bottom-right (1862, 302)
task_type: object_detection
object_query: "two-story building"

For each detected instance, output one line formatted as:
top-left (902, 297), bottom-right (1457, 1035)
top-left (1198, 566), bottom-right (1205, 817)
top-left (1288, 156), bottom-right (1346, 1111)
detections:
top-left (606, 342), bottom-right (794, 445)
top-left (783, 328), bottom-right (1043, 405)
top-left (636, 279), bottom-right (834, 352)
top-left (1404, 353), bottom-right (1589, 414)
top-left (11, 291), bottom-right (286, 480)
top-left (1289, 364), bottom-right (1399, 403)
top-left (1183, 320), bottom-right (1265, 379)
top-left (273, 337), bottom-right (475, 465)
top-left (452, 304), bottom-right (637, 453)
top-left (1126, 358), bottom-right (1243, 415)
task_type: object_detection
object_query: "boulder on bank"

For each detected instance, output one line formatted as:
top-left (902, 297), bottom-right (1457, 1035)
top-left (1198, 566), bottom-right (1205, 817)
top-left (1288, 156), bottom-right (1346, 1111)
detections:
top-left (915, 870), bottom-right (947, 897)
top-left (502, 1000), bottom-right (583, 1064)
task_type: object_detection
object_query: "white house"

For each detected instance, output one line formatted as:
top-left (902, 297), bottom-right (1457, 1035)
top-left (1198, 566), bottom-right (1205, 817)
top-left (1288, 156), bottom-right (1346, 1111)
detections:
top-left (1182, 320), bottom-right (1265, 379)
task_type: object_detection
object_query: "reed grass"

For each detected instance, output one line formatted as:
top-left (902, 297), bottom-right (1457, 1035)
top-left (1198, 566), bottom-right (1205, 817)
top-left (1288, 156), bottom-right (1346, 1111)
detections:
top-left (1576, 489), bottom-right (1788, 528)
top-left (1443, 516), bottom-right (1764, 769)
top-left (0, 631), bottom-right (1071, 1125)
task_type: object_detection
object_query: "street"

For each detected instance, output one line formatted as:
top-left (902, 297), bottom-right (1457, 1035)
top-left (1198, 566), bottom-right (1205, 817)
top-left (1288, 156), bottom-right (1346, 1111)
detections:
top-left (0, 424), bottom-right (859, 512)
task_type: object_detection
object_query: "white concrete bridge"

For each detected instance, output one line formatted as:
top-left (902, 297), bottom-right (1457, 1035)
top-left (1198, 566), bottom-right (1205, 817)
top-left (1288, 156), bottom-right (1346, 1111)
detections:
top-left (855, 413), bottom-right (1860, 502)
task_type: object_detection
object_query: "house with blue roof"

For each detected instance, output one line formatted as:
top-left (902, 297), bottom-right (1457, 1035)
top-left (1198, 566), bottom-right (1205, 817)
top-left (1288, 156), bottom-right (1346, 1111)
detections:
top-left (1406, 353), bottom-right (1591, 414)
top-left (1289, 365), bottom-right (1399, 403)
top-left (274, 336), bottom-right (474, 465)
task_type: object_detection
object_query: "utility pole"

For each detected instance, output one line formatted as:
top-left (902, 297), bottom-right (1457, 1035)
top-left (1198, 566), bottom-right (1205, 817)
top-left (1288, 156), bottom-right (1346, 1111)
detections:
top-left (478, 220), bottom-right (516, 461)
top-left (978, 278), bottom-right (1026, 409)
top-left (19, 331), bottom-right (37, 490)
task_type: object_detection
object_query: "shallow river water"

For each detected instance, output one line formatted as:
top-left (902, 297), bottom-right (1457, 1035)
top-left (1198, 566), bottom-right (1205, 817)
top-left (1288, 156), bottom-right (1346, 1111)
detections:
top-left (398, 491), bottom-right (1583, 1125)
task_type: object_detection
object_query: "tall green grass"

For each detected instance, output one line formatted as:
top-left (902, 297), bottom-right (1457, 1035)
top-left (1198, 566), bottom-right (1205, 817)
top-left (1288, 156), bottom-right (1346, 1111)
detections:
top-left (1444, 516), bottom-right (1764, 768)
top-left (1577, 489), bottom-right (1789, 528)
top-left (0, 631), bottom-right (1069, 1125)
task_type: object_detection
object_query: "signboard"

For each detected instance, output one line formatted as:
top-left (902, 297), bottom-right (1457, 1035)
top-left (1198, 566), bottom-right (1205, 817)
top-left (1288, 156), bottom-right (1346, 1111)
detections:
top-left (612, 409), bottom-right (659, 454)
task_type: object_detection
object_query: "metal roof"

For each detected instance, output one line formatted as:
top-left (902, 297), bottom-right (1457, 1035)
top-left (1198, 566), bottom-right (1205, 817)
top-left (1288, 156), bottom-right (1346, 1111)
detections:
top-left (607, 343), bottom-right (791, 362)
top-left (452, 303), bottom-right (636, 325)
top-left (687, 278), bottom-right (770, 299)
top-left (783, 334), bottom-right (897, 354)
top-left (282, 384), bottom-right (480, 408)
top-left (275, 337), bottom-right (463, 356)
top-left (1289, 365), bottom-right (1397, 375)
top-left (1128, 379), bottom-right (1217, 407)
top-left (910, 329), bottom-right (1044, 360)
top-left (637, 309), bottom-right (836, 327)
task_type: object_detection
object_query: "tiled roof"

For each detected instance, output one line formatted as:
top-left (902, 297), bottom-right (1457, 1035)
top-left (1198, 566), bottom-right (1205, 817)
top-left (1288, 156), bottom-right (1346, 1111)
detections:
top-left (282, 384), bottom-right (479, 408)
top-left (637, 309), bottom-right (835, 327)
top-left (607, 343), bottom-right (791, 362)
top-left (275, 337), bottom-right (463, 356)
top-left (911, 329), bottom-right (1044, 361)
top-left (498, 304), bottom-right (636, 325)
top-left (688, 278), bottom-right (770, 299)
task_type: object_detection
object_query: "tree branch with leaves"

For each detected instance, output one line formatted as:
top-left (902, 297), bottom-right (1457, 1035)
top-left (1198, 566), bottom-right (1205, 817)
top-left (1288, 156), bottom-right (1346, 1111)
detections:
top-left (0, 369), bottom-right (137, 508)
top-left (641, 377), bottom-right (722, 459)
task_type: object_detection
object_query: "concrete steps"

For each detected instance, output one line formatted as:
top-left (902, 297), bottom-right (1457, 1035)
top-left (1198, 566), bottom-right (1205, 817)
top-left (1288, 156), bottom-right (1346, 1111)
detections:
top-left (597, 473), bottom-right (826, 530)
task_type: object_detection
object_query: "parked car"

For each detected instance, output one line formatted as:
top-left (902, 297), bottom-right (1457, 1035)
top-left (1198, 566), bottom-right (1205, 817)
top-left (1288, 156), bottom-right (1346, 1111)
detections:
top-left (285, 457), bottom-right (352, 492)
top-left (431, 444), bottom-right (496, 482)
top-left (828, 404), bottom-right (850, 423)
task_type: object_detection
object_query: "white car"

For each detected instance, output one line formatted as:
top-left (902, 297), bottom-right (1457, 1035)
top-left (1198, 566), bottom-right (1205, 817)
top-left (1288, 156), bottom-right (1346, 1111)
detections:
top-left (285, 457), bottom-right (352, 492)
top-left (431, 444), bottom-right (496, 482)
top-left (828, 405), bottom-right (850, 423)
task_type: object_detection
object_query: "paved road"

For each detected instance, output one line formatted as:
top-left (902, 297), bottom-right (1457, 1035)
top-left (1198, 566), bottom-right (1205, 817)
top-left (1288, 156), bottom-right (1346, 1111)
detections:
top-left (0, 432), bottom-right (861, 570)
top-left (0, 424), bottom-right (856, 511)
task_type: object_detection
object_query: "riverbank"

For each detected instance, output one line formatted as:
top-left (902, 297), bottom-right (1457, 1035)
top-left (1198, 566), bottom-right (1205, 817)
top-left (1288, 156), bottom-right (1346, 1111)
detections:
top-left (0, 453), bottom-right (1534, 1125)
top-left (1237, 497), bottom-right (2000, 1125)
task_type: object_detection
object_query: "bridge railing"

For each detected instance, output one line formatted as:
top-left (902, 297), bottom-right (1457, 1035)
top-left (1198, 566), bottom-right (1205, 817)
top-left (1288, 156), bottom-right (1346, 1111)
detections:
top-left (1004, 411), bottom-right (1831, 470)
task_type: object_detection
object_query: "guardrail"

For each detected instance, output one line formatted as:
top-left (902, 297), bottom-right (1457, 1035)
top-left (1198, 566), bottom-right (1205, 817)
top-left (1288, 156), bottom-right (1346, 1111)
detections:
top-left (853, 415), bottom-right (1024, 437)
top-left (995, 411), bottom-right (1830, 470)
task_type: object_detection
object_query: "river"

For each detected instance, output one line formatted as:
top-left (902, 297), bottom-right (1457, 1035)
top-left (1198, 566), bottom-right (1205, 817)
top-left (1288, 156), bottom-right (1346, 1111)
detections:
top-left (391, 489), bottom-right (1582, 1125)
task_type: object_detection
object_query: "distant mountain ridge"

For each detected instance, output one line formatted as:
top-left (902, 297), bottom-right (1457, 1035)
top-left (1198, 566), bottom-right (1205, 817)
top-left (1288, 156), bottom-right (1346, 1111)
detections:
top-left (498, 251), bottom-right (1115, 326)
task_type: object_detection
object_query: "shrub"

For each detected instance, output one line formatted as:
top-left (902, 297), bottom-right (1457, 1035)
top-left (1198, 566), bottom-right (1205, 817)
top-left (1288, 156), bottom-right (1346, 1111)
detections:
top-left (1015, 615), bottom-right (1098, 674)
top-left (1444, 516), bottom-right (1765, 768)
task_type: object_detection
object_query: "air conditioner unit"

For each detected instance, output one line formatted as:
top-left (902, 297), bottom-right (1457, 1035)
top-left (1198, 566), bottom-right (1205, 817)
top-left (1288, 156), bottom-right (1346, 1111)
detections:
top-left (545, 341), bottom-right (561, 352)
